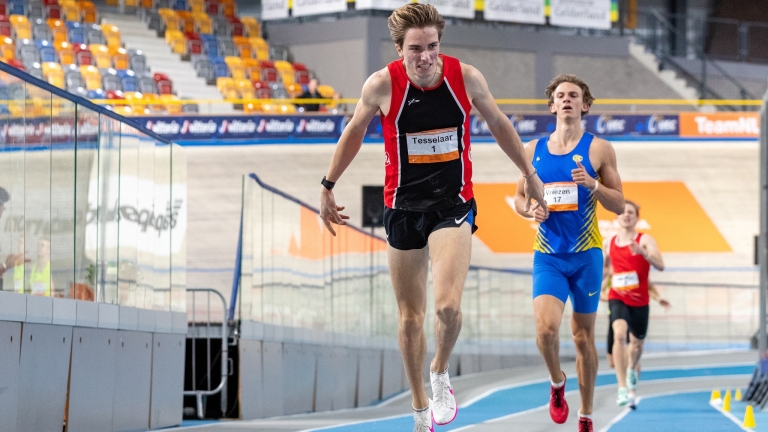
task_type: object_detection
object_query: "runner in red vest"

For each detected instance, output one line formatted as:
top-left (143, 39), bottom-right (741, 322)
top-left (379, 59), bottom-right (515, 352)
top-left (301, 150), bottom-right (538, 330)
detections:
top-left (604, 200), bottom-right (664, 407)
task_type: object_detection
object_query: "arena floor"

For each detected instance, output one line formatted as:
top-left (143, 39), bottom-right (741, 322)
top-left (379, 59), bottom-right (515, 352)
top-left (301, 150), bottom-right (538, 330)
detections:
top-left (179, 139), bottom-right (762, 432)
top-left (168, 350), bottom-right (757, 431)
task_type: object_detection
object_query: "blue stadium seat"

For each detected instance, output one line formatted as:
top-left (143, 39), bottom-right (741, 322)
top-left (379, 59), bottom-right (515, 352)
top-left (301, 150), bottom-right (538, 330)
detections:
top-left (87, 88), bottom-right (106, 99)
top-left (173, 0), bottom-right (187, 10)
top-left (66, 21), bottom-right (85, 44)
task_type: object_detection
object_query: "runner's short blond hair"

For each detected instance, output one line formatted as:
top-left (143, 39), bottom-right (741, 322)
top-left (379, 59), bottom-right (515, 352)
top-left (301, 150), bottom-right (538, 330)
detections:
top-left (388, 3), bottom-right (445, 48)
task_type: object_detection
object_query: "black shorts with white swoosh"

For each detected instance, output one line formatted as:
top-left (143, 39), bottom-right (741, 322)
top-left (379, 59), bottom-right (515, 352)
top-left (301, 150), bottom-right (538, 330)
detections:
top-left (383, 199), bottom-right (478, 250)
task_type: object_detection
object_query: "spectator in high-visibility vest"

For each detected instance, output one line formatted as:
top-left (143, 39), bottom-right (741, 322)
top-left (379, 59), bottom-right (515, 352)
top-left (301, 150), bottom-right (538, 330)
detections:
top-left (29, 236), bottom-right (52, 297)
top-left (13, 235), bottom-right (24, 293)
top-left (0, 187), bottom-right (25, 291)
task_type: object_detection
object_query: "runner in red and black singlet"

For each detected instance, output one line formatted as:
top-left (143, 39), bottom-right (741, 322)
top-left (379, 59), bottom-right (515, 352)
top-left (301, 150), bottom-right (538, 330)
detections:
top-left (383, 54), bottom-right (472, 212)
top-left (319, 5), bottom-right (546, 431)
top-left (603, 200), bottom-right (665, 408)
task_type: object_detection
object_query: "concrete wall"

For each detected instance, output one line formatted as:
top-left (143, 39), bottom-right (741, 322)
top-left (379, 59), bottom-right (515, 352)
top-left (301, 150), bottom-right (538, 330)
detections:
top-left (0, 292), bottom-right (187, 432)
top-left (237, 321), bottom-right (541, 419)
top-left (265, 15), bottom-right (682, 105)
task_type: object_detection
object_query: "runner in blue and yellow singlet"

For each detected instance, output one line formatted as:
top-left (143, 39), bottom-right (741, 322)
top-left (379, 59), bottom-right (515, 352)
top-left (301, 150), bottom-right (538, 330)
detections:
top-left (513, 75), bottom-right (625, 432)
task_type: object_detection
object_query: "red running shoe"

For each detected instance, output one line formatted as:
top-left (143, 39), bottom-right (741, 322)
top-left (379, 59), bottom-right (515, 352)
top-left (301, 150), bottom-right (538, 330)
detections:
top-left (549, 371), bottom-right (569, 424)
top-left (578, 417), bottom-right (594, 432)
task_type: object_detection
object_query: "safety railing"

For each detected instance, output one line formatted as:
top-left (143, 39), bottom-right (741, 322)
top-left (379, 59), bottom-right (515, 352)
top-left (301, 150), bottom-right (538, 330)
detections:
top-left (0, 58), bottom-right (186, 312)
top-left (235, 173), bottom-right (756, 352)
top-left (184, 288), bottom-right (230, 419)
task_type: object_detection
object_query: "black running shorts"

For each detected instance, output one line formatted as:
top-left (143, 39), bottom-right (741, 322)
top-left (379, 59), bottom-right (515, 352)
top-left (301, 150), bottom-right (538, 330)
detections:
top-left (383, 198), bottom-right (478, 251)
top-left (608, 299), bottom-right (650, 344)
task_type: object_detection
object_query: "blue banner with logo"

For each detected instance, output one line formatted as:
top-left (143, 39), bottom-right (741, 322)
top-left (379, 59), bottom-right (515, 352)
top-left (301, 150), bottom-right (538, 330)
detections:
top-left (140, 113), bottom-right (687, 144)
top-left (140, 115), bottom-right (347, 144)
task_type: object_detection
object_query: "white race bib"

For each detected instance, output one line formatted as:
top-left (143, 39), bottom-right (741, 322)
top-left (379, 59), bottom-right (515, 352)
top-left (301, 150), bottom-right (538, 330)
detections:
top-left (406, 127), bottom-right (459, 164)
top-left (31, 282), bottom-right (46, 296)
top-left (544, 182), bottom-right (578, 211)
top-left (612, 271), bottom-right (639, 291)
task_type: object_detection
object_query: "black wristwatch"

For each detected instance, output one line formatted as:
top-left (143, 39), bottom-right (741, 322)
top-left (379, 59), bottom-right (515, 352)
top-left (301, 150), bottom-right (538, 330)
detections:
top-left (321, 176), bottom-right (335, 190)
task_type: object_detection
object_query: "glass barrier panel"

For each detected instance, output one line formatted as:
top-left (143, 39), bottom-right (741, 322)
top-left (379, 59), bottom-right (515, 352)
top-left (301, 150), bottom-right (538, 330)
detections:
top-left (170, 143), bottom-right (186, 313)
top-left (49, 93), bottom-right (75, 299)
top-left (96, 115), bottom-right (121, 304)
top-left (0, 71), bottom-right (26, 294)
top-left (24, 82), bottom-right (52, 298)
top-left (74, 105), bottom-right (98, 301)
top-left (117, 122), bottom-right (140, 307)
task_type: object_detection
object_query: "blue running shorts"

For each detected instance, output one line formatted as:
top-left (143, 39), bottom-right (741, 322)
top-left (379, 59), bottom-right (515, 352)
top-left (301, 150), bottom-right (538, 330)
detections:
top-left (532, 248), bottom-right (603, 314)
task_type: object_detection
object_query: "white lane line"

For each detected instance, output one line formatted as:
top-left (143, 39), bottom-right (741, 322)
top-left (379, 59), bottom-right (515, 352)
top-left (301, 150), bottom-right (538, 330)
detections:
top-left (300, 366), bottom-right (752, 432)
top-left (599, 388), bottom-right (753, 432)
top-left (598, 396), bottom-right (643, 432)
top-left (710, 401), bottom-right (754, 432)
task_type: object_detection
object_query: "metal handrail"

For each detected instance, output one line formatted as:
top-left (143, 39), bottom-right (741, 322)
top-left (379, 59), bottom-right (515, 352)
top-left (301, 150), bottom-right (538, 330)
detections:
top-left (184, 288), bottom-right (229, 420)
top-left (632, 9), bottom-right (756, 108)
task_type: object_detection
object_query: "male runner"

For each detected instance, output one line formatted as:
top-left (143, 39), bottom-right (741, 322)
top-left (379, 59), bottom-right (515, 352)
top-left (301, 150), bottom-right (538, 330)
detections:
top-left (513, 74), bottom-right (625, 432)
top-left (601, 268), bottom-right (670, 370)
top-left (603, 200), bottom-right (665, 406)
top-left (319, 4), bottom-right (546, 431)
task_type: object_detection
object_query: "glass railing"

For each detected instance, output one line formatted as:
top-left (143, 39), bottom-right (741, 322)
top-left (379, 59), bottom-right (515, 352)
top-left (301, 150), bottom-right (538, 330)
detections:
top-left (0, 61), bottom-right (186, 313)
top-left (238, 173), bottom-right (755, 351)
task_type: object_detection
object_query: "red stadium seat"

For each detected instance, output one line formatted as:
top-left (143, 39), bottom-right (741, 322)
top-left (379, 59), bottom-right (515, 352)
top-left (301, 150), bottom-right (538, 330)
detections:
top-left (226, 16), bottom-right (242, 37)
top-left (47, 5), bottom-right (61, 19)
top-left (187, 39), bottom-right (202, 55)
top-left (106, 89), bottom-right (124, 99)
top-left (153, 73), bottom-right (173, 94)
top-left (204, 0), bottom-right (219, 15)
top-left (42, 0), bottom-right (58, 6)
top-left (258, 60), bottom-right (276, 82)
top-left (7, 58), bottom-right (24, 70)
top-left (252, 80), bottom-right (271, 99)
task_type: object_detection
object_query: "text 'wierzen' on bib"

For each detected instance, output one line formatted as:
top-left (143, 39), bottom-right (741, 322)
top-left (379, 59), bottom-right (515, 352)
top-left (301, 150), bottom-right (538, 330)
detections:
top-left (543, 182), bottom-right (578, 211)
top-left (612, 271), bottom-right (640, 291)
top-left (406, 127), bottom-right (460, 164)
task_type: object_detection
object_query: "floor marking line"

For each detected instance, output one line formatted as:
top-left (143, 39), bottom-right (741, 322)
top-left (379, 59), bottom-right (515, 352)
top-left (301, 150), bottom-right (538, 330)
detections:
top-left (597, 397), bottom-right (641, 432)
top-left (710, 400), bottom-right (754, 432)
top-left (297, 365), bottom-right (753, 432)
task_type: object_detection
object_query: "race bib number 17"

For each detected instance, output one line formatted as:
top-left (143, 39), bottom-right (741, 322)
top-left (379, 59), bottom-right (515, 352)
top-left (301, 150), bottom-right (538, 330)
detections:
top-left (406, 127), bottom-right (459, 164)
top-left (543, 182), bottom-right (578, 211)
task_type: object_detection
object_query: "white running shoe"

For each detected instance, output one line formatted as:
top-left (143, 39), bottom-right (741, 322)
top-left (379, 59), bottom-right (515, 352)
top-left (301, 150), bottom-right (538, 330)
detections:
top-left (430, 367), bottom-right (458, 425)
top-left (413, 399), bottom-right (434, 432)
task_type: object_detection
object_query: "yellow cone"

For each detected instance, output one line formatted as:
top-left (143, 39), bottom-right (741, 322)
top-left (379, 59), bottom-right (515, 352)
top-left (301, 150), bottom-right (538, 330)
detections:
top-left (723, 390), bottom-right (731, 412)
top-left (711, 390), bottom-right (722, 401)
top-left (744, 405), bottom-right (756, 429)
top-left (735, 389), bottom-right (743, 401)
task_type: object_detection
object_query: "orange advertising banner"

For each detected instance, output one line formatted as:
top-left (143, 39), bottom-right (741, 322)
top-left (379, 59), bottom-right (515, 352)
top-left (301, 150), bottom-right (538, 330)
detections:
top-left (679, 112), bottom-right (759, 138)
top-left (473, 182), bottom-right (731, 253)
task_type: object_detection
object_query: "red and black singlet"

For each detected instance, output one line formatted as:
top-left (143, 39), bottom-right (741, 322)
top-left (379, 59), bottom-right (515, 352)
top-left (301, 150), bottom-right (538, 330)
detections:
top-left (382, 54), bottom-right (473, 211)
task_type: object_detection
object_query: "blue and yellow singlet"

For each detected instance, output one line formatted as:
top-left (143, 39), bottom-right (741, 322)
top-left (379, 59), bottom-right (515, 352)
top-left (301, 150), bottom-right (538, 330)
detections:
top-left (532, 132), bottom-right (602, 254)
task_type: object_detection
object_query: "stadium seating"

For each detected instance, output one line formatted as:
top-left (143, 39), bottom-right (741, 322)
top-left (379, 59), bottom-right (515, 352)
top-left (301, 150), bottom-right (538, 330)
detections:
top-left (125, 0), bottom-right (336, 112)
top-left (0, 0), bottom-right (188, 114)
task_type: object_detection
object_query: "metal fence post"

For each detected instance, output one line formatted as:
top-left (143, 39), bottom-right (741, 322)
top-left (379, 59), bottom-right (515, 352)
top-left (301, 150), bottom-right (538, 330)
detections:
top-left (759, 92), bottom-right (768, 356)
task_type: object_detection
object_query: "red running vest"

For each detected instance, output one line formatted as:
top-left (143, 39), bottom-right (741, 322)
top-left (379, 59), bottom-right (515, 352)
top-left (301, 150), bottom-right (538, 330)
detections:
top-left (608, 233), bottom-right (651, 307)
top-left (381, 54), bottom-right (473, 211)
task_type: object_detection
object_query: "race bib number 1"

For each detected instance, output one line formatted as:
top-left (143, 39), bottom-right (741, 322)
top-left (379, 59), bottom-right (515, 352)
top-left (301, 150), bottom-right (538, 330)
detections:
top-left (612, 271), bottom-right (640, 291)
top-left (406, 127), bottom-right (459, 164)
top-left (543, 182), bottom-right (578, 211)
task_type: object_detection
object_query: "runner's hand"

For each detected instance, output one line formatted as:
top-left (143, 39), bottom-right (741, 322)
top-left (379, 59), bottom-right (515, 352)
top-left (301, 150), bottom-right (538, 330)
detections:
top-left (320, 188), bottom-right (349, 236)
top-left (571, 160), bottom-right (597, 190)
top-left (524, 173), bottom-right (548, 220)
top-left (659, 299), bottom-right (671, 310)
top-left (628, 240), bottom-right (646, 257)
top-left (531, 204), bottom-right (548, 223)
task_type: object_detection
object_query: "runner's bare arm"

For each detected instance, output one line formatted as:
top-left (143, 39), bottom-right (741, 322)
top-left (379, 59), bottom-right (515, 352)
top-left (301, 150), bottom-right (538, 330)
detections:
top-left (320, 69), bottom-right (390, 235)
top-left (639, 233), bottom-right (665, 271)
top-left (648, 282), bottom-right (670, 308)
top-left (584, 138), bottom-right (625, 214)
top-left (513, 141), bottom-right (548, 222)
top-left (462, 64), bottom-right (547, 216)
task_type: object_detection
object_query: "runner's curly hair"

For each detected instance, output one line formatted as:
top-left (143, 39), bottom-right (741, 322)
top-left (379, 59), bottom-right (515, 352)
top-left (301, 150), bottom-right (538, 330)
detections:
top-left (388, 3), bottom-right (445, 48)
top-left (545, 74), bottom-right (595, 116)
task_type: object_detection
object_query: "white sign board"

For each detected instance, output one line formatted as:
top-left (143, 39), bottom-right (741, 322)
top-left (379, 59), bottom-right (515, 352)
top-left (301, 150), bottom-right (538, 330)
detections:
top-left (356, 0), bottom-right (410, 10)
top-left (484, 0), bottom-right (545, 24)
top-left (292, 0), bottom-right (348, 17)
top-left (418, 0), bottom-right (475, 19)
top-left (261, 0), bottom-right (289, 20)
top-left (550, 0), bottom-right (611, 29)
